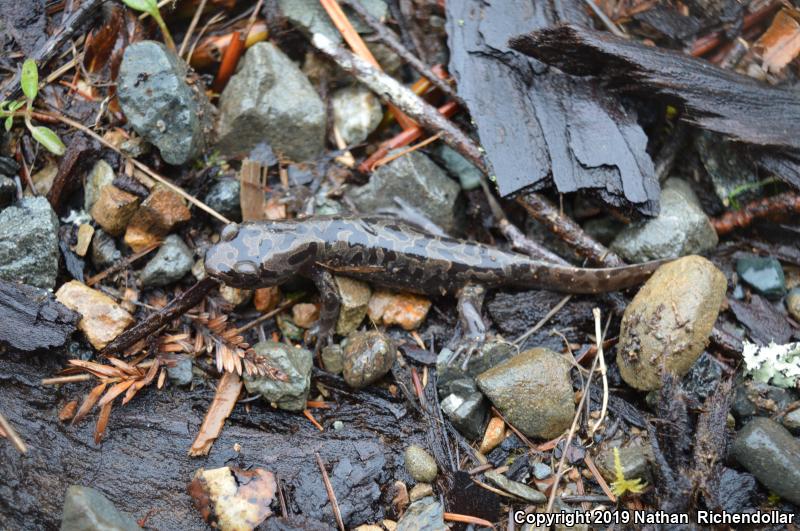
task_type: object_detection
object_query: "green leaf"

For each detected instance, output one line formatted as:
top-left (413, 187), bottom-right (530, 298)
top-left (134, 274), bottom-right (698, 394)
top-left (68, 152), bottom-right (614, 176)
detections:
top-left (21, 59), bottom-right (38, 101)
top-left (121, 0), bottom-right (158, 15)
top-left (4, 116), bottom-right (12, 131)
top-left (9, 100), bottom-right (24, 112)
top-left (30, 126), bottom-right (66, 155)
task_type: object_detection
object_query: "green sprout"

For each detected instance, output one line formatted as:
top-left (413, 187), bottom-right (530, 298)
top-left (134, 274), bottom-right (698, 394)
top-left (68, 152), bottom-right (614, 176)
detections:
top-left (609, 448), bottom-right (647, 497)
top-left (0, 59), bottom-right (66, 156)
top-left (121, 0), bottom-right (175, 51)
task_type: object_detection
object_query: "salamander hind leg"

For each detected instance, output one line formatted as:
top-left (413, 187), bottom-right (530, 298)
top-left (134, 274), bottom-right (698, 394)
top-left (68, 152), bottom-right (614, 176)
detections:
top-left (310, 268), bottom-right (341, 354)
top-left (445, 284), bottom-right (489, 367)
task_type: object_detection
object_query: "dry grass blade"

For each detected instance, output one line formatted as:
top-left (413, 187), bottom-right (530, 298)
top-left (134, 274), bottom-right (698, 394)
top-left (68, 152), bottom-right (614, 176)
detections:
top-left (95, 401), bottom-right (112, 444)
top-left (72, 382), bottom-right (108, 426)
top-left (106, 356), bottom-right (142, 377)
top-left (69, 359), bottom-right (124, 379)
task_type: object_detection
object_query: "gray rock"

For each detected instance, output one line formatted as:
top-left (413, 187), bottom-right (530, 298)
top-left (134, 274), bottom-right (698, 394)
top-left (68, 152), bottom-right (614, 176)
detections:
top-left (84, 160), bottom-right (115, 212)
top-left (331, 86), bottom-right (382, 145)
top-left (90, 229), bottom-right (122, 270)
top-left (617, 256), bottom-right (727, 391)
top-left (117, 41), bottom-right (212, 165)
top-left (139, 234), bottom-right (193, 287)
top-left (783, 408), bottom-right (800, 431)
top-left (60, 485), bottom-right (139, 531)
top-left (396, 497), bottom-right (446, 531)
top-left (334, 276), bottom-right (371, 335)
top-left (203, 178), bottom-right (241, 222)
top-left (342, 331), bottom-right (396, 388)
top-left (532, 462), bottom-right (552, 480)
top-left (484, 470), bottom-right (546, 504)
top-left (582, 217), bottom-right (626, 247)
top-left (404, 444), bottom-right (438, 483)
top-left (321, 344), bottom-right (344, 374)
top-left (244, 341), bottom-right (313, 411)
top-left (476, 348), bottom-right (575, 439)
top-left (596, 445), bottom-right (652, 484)
top-left (333, 420), bottom-right (344, 431)
top-left (0, 196), bottom-right (59, 289)
top-left (166, 355), bottom-right (193, 386)
top-left (0, 175), bottom-right (16, 207)
top-left (347, 151), bottom-right (462, 233)
top-left (435, 145), bottom-right (482, 191)
top-left (787, 287), bottom-right (800, 322)
top-left (439, 378), bottom-right (488, 440)
top-left (217, 42), bottom-right (325, 162)
top-left (0, 155), bottom-right (20, 177)
top-left (611, 179), bottom-right (718, 263)
top-left (732, 379), bottom-right (796, 422)
top-left (278, 0), bottom-right (388, 41)
top-left (736, 255), bottom-right (786, 299)
top-left (437, 340), bottom-right (516, 393)
top-left (731, 417), bottom-right (800, 505)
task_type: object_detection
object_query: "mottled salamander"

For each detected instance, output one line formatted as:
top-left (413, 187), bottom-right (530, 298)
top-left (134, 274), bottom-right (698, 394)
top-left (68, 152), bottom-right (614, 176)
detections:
top-left (205, 216), bottom-right (663, 345)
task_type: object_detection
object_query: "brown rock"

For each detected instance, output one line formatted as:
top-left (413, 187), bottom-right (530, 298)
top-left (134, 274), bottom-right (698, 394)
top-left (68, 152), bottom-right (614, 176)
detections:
top-left (220, 285), bottom-right (253, 307)
top-left (479, 416), bottom-right (506, 454)
top-left (616, 255), bottom-right (727, 390)
top-left (90, 185), bottom-right (140, 236)
top-left (292, 303), bottom-right (320, 329)
top-left (55, 280), bottom-right (134, 350)
top-left (367, 290), bottom-right (431, 330)
top-left (335, 276), bottom-right (371, 335)
top-left (124, 184), bottom-right (191, 251)
top-left (74, 224), bottom-right (94, 257)
top-left (254, 286), bottom-right (281, 312)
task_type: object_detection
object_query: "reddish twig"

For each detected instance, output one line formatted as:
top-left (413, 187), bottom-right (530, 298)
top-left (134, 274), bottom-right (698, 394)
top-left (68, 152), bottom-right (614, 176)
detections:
top-left (315, 452), bottom-right (346, 531)
top-left (212, 30), bottom-right (245, 93)
top-left (690, 1), bottom-right (781, 57)
top-left (711, 192), bottom-right (800, 236)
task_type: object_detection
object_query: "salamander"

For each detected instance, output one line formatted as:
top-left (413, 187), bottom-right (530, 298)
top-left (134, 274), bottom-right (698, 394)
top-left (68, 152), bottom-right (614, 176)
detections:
top-left (204, 216), bottom-right (664, 347)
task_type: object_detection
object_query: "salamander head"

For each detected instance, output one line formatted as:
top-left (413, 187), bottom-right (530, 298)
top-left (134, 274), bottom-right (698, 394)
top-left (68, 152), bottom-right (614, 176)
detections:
top-left (205, 222), bottom-right (316, 288)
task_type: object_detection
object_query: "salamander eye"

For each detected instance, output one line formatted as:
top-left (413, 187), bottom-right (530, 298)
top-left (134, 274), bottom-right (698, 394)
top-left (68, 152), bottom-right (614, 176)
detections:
top-left (233, 260), bottom-right (258, 276)
top-left (220, 224), bottom-right (240, 242)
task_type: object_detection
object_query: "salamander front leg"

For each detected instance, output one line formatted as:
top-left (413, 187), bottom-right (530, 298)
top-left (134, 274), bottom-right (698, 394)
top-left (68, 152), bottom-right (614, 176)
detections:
top-left (451, 284), bottom-right (488, 365)
top-left (310, 268), bottom-right (340, 353)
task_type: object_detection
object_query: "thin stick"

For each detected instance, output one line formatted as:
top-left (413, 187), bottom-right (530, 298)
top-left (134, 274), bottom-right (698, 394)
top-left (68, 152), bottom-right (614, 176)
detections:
top-left (590, 308), bottom-right (608, 436)
top-left (234, 296), bottom-right (302, 334)
top-left (582, 0), bottom-right (626, 38)
top-left (344, 0), bottom-right (462, 103)
top-left (179, 0), bottom-right (208, 58)
top-left (41, 374), bottom-right (92, 385)
top-left (315, 452), bottom-right (345, 531)
top-left (0, 411), bottom-right (27, 454)
top-left (583, 453), bottom-right (616, 502)
top-left (372, 132), bottom-right (442, 168)
top-left (311, 33), bottom-right (487, 172)
top-left (85, 242), bottom-right (160, 286)
top-left (545, 341), bottom-right (603, 512)
top-left (444, 512), bottom-right (495, 528)
top-left (514, 295), bottom-right (571, 345)
top-left (38, 111), bottom-right (231, 224)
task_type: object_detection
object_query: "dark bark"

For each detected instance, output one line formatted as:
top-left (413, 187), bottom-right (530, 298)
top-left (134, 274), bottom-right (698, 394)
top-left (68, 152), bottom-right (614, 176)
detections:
top-left (0, 280), bottom-right (78, 352)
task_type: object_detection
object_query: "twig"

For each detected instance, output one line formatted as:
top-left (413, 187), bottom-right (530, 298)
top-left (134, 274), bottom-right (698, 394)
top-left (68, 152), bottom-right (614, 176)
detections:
top-left (41, 374), bottom-right (92, 385)
top-left (303, 409), bottom-right (324, 431)
top-left (234, 296), bottom-right (303, 334)
top-left (101, 277), bottom-right (220, 357)
top-left (583, 453), bottom-right (616, 502)
top-left (211, 30), bottom-right (244, 93)
top-left (545, 337), bottom-right (604, 512)
top-left (315, 452), bottom-right (345, 531)
top-left (85, 242), bottom-right (160, 287)
top-left (589, 308), bottom-right (608, 436)
top-left (344, 0), bottom-right (462, 103)
top-left (583, 0), bottom-right (627, 38)
top-left (38, 111), bottom-right (231, 224)
top-left (516, 194), bottom-right (626, 267)
top-left (514, 295), bottom-right (571, 345)
top-left (179, 0), bottom-right (208, 58)
top-left (311, 32), bottom-right (487, 172)
top-left (711, 192), bottom-right (800, 236)
top-left (0, 411), bottom-right (27, 454)
top-left (444, 512), bottom-right (495, 528)
top-left (499, 219), bottom-right (569, 265)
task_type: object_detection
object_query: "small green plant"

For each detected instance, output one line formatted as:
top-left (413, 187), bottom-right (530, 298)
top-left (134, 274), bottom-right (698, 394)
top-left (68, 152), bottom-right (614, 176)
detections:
top-left (0, 59), bottom-right (66, 156)
top-left (121, 0), bottom-right (175, 51)
top-left (609, 448), bottom-right (647, 497)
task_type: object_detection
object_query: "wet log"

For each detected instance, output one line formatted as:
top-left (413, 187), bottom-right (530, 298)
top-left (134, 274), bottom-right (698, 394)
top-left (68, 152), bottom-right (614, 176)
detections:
top-left (445, 0), bottom-right (660, 215)
top-left (510, 24), bottom-right (800, 189)
top-left (0, 352), bottom-right (424, 529)
top-left (0, 280), bottom-right (79, 352)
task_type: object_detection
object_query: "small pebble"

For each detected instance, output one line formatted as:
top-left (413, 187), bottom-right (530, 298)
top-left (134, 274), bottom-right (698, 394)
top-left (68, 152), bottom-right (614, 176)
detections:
top-left (90, 185), bottom-right (140, 236)
top-left (321, 344), bottom-right (345, 374)
top-left (124, 184), bottom-right (191, 252)
top-left (61, 486), bottom-right (139, 531)
top-left (532, 462), bottom-right (552, 480)
top-left (408, 483), bottom-right (433, 502)
top-left (333, 420), bottom-right (344, 431)
top-left (292, 303), bottom-right (320, 329)
top-left (254, 286), bottom-right (281, 313)
top-left (55, 281), bottom-right (134, 350)
top-left (786, 287), bottom-right (800, 322)
top-left (367, 289), bottom-right (432, 330)
top-left (736, 255), bottom-right (786, 299)
top-left (335, 276), bottom-right (372, 335)
top-left (479, 416), bottom-right (506, 454)
top-left (342, 331), bottom-right (397, 388)
top-left (404, 444), bottom-right (438, 483)
top-left (220, 285), bottom-right (253, 307)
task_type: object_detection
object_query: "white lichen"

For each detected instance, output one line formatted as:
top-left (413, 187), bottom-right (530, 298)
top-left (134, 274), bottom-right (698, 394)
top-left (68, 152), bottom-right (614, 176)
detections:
top-left (742, 341), bottom-right (800, 388)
